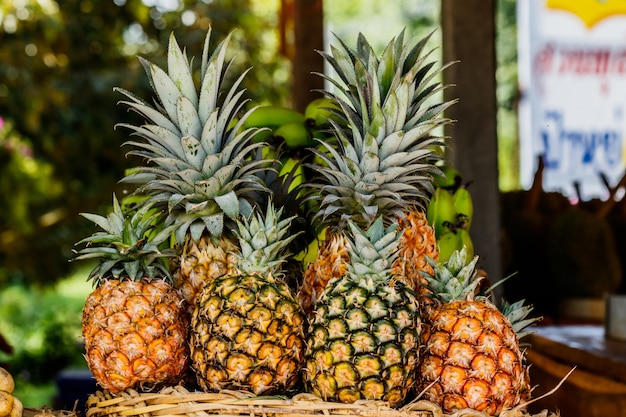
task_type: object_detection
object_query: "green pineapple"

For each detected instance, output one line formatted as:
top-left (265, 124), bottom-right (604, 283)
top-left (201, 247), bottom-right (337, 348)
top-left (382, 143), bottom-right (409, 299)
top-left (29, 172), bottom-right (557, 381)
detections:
top-left (190, 203), bottom-right (307, 394)
top-left (304, 217), bottom-right (421, 407)
top-left (76, 195), bottom-right (188, 393)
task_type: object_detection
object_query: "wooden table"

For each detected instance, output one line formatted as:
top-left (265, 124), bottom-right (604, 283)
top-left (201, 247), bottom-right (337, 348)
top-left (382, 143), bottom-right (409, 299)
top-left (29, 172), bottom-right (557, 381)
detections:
top-left (526, 325), bottom-right (626, 416)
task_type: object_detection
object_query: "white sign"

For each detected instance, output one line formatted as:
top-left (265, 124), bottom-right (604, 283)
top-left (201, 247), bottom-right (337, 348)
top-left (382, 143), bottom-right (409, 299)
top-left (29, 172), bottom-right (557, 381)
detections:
top-left (518, 0), bottom-right (626, 200)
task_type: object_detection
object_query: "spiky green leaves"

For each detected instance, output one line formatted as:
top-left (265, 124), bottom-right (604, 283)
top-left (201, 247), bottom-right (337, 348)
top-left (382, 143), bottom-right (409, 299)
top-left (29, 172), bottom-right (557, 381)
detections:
top-left (419, 247), bottom-right (481, 302)
top-left (343, 217), bottom-right (400, 284)
top-left (308, 30), bottom-right (456, 232)
top-left (73, 195), bottom-right (177, 286)
top-left (233, 203), bottom-right (299, 276)
top-left (499, 298), bottom-right (541, 340)
top-left (115, 28), bottom-right (270, 242)
top-left (321, 29), bottom-right (456, 140)
top-left (245, 145), bottom-right (316, 257)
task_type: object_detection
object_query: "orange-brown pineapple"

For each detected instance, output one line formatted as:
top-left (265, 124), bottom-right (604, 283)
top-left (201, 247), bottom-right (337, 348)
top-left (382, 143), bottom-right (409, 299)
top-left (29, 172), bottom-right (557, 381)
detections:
top-left (75, 195), bottom-right (188, 393)
top-left (417, 248), bottom-right (537, 415)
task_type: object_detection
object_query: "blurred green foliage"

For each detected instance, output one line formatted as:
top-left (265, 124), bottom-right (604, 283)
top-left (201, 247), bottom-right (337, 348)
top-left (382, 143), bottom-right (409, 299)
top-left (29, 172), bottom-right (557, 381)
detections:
top-left (496, 0), bottom-right (520, 191)
top-left (0, 267), bottom-right (92, 406)
top-left (325, 0), bottom-right (439, 49)
top-left (0, 0), bottom-right (290, 287)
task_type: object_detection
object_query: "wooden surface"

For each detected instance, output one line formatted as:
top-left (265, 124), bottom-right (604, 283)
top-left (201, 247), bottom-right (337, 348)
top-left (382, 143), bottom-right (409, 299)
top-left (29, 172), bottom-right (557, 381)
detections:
top-left (526, 324), bottom-right (626, 416)
top-left (527, 324), bottom-right (626, 383)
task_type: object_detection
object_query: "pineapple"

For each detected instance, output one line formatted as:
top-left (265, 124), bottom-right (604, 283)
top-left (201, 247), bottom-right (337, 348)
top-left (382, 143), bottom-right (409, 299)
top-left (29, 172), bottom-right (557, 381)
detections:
top-left (115, 29), bottom-right (270, 312)
top-left (189, 203), bottom-right (306, 394)
top-left (298, 30), bottom-right (454, 315)
top-left (75, 195), bottom-right (188, 393)
top-left (304, 217), bottom-right (421, 407)
top-left (417, 248), bottom-right (537, 415)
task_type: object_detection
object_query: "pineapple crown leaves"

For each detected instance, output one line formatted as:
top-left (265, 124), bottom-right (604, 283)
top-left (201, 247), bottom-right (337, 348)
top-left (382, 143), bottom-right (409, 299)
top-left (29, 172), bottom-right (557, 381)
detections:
top-left (231, 201), bottom-right (300, 276)
top-left (244, 144), bottom-right (303, 211)
top-left (419, 246), bottom-right (483, 302)
top-left (72, 194), bottom-right (178, 287)
top-left (421, 248), bottom-right (543, 340)
top-left (114, 28), bottom-right (271, 243)
top-left (306, 29), bottom-right (457, 231)
top-left (320, 29), bottom-right (457, 137)
top-left (343, 216), bottom-right (401, 285)
top-left (499, 298), bottom-right (542, 340)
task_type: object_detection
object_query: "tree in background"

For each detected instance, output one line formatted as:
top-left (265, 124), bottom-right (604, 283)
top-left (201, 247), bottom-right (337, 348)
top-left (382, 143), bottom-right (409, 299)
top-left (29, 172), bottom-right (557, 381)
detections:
top-left (496, 0), bottom-right (520, 191)
top-left (0, 0), bottom-right (290, 286)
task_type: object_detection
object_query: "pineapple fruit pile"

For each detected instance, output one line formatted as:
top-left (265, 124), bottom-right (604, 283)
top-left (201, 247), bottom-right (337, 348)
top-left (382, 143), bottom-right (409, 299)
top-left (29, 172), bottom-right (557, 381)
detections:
top-left (0, 367), bottom-right (22, 417)
top-left (73, 27), bottom-right (540, 416)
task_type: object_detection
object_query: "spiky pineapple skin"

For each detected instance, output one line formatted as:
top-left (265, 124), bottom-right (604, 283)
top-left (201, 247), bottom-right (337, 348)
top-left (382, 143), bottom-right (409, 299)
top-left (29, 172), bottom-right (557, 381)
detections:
top-left (393, 210), bottom-right (439, 293)
top-left (82, 279), bottom-right (188, 393)
top-left (305, 278), bottom-right (421, 407)
top-left (173, 236), bottom-right (239, 312)
top-left (190, 273), bottom-right (306, 395)
top-left (298, 232), bottom-right (349, 316)
top-left (418, 299), bottom-right (530, 415)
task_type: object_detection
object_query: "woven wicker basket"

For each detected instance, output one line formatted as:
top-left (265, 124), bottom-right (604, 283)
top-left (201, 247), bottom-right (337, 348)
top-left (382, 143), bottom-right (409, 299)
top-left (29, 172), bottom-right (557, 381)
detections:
top-left (85, 386), bottom-right (559, 417)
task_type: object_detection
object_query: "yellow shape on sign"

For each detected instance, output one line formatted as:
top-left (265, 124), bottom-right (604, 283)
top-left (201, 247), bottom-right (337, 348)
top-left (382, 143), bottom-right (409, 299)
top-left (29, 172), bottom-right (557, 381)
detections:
top-left (547, 0), bottom-right (626, 28)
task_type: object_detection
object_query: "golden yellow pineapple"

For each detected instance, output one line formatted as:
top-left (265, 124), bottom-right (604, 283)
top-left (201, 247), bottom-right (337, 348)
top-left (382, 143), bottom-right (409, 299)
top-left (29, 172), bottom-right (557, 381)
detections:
top-left (417, 248), bottom-right (537, 415)
top-left (116, 29), bottom-right (271, 313)
top-left (298, 30), bottom-right (452, 315)
top-left (190, 203), bottom-right (306, 394)
top-left (75, 195), bottom-right (188, 393)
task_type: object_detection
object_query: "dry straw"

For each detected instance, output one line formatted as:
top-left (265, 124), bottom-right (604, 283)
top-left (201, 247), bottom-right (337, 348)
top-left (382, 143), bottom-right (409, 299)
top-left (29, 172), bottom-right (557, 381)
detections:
top-left (85, 386), bottom-right (561, 417)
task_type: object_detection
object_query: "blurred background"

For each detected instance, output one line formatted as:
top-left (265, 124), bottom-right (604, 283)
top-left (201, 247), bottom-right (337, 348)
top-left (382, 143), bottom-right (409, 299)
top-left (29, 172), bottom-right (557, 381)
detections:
top-left (1, 0), bottom-right (624, 411)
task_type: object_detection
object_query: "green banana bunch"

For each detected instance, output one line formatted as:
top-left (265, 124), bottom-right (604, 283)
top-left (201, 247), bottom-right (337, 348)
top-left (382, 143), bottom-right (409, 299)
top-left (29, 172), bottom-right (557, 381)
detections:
top-left (243, 105), bottom-right (319, 149)
top-left (428, 164), bottom-right (475, 264)
top-left (244, 105), bottom-right (306, 129)
top-left (278, 156), bottom-right (306, 191)
top-left (437, 230), bottom-right (458, 264)
top-left (452, 185), bottom-right (474, 231)
top-left (426, 187), bottom-right (457, 238)
top-left (304, 97), bottom-right (342, 129)
top-left (274, 120), bottom-right (316, 149)
top-left (437, 228), bottom-right (474, 264)
top-left (434, 165), bottom-right (462, 189)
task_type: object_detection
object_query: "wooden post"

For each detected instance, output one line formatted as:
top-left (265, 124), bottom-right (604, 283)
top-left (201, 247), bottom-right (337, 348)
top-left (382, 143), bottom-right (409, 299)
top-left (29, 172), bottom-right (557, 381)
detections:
top-left (292, 0), bottom-right (325, 112)
top-left (441, 0), bottom-right (502, 288)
